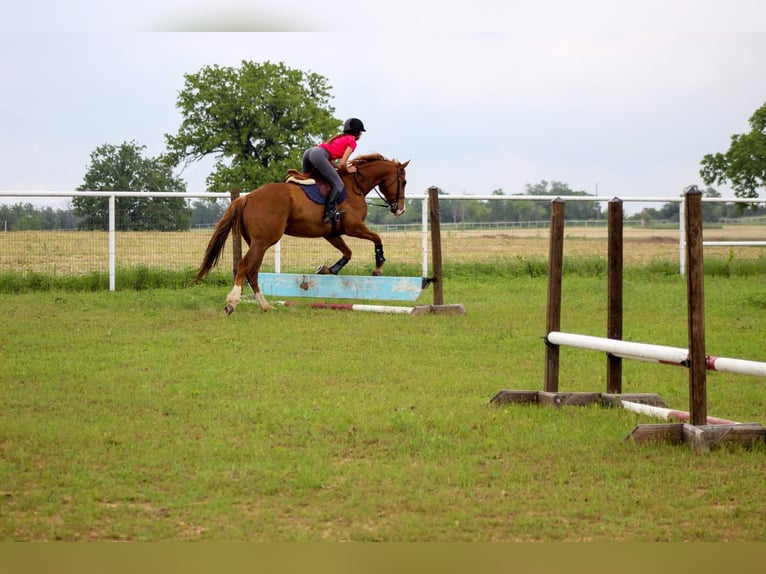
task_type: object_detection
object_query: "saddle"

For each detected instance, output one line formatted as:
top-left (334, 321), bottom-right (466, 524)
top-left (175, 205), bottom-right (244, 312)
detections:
top-left (284, 169), bottom-right (346, 206)
top-left (285, 168), bottom-right (319, 186)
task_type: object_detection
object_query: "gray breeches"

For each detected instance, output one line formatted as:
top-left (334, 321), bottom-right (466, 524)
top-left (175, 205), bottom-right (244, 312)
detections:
top-left (302, 147), bottom-right (345, 194)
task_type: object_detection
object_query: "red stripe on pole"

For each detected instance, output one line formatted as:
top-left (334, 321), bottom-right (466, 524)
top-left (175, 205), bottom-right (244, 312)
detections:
top-left (309, 303), bottom-right (354, 311)
top-left (667, 409), bottom-right (739, 425)
top-left (621, 400), bottom-right (739, 425)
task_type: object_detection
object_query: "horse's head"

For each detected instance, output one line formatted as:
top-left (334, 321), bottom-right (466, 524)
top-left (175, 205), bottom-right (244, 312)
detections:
top-left (381, 159), bottom-right (409, 217)
top-left (352, 155), bottom-right (410, 217)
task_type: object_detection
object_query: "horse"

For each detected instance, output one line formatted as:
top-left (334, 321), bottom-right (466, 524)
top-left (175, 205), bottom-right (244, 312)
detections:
top-left (191, 153), bottom-right (410, 315)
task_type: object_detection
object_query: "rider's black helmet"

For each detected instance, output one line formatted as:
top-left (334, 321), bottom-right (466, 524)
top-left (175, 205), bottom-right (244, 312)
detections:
top-left (343, 118), bottom-right (366, 134)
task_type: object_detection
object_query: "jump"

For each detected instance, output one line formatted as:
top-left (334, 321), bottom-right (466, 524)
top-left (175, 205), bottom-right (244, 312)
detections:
top-left (191, 154), bottom-right (410, 315)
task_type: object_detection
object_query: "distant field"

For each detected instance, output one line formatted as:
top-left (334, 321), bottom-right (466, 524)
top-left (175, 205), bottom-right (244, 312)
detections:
top-left (1, 224), bottom-right (765, 276)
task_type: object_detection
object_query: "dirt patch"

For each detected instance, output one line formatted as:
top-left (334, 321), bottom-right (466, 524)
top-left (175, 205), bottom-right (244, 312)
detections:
top-left (636, 236), bottom-right (677, 244)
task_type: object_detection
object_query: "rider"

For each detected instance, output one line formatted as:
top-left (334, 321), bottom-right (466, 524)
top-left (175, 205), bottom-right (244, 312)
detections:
top-left (302, 118), bottom-right (366, 223)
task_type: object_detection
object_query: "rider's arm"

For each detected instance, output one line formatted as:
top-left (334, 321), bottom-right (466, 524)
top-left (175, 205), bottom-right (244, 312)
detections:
top-left (338, 146), bottom-right (356, 173)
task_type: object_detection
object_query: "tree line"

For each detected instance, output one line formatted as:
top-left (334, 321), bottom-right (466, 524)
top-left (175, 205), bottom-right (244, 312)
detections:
top-left (0, 199), bottom-right (226, 231)
top-left (3, 184), bottom-right (763, 231)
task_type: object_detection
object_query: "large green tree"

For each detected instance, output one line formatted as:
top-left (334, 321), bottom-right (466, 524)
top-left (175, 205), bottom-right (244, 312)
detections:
top-left (700, 102), bottom-right (766, 200)
top-left (73, 141), bottom-right (189, 231)
top-left (165, 60), bottom-right (340, 193)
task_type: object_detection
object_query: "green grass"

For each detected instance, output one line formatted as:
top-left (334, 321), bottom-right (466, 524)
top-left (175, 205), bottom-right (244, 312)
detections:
top-left (1, 273), bottom-right (766, 541)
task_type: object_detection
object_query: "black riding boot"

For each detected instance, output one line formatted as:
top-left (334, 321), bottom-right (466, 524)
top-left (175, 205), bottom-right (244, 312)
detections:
top-left (323, 188), bottom-right (342, 223)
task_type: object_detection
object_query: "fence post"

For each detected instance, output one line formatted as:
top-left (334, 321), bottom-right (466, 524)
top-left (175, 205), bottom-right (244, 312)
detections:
top-left (428, 186), bottom-right (444, 306)
top-left (230, 189), bottom-right (241, 278)
top-left (544, 198), bottom-right (566, 392)
top-left (685, 186), bottom-right (707, 425)
top-left (607, 198), bottom-right (623, 393)
top-left (108, 194), bottom-right (116, 292)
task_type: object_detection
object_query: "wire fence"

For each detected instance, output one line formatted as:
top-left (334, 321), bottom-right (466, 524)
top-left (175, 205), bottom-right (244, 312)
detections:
top-left (2, 193), bottom-right (766, 282)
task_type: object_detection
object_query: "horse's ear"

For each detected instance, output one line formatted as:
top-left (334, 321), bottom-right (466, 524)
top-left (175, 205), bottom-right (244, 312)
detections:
top-left (400, 160), bottom-right (410, 168)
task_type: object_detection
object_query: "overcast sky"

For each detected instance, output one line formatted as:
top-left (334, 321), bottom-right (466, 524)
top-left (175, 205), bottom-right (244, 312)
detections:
top-left (2, 1), bottom-right (765, 212)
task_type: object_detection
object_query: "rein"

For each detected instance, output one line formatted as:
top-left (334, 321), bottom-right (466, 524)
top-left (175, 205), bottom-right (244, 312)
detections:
top-left (352, 161), bottom-right (403, 211)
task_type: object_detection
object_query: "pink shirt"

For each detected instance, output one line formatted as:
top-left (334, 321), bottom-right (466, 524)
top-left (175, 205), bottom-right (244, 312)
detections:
top-left (319, 134), bottom-right (357, 160)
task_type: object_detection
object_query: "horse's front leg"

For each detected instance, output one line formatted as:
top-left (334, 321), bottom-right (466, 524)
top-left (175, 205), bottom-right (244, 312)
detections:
top-left (372, 244), bottom-right (386, 276)
top-left (345, 226), bottom-right (386, 276)
top-left (317, 236), bottom-right (352, 275)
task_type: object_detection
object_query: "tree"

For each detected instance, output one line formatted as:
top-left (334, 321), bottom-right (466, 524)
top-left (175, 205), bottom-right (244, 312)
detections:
top-left (165, 61), bottom-right (340, 193)
top-left (190, 199), bottom-right (227, 227)
top-left (73, 141), bottom-right (189, 231)
top-left (524, 180), bottom-right (603, 221)
top-left (0, 203), bottom-right (79, 230)
top-left (700, 102), bottom-right (766, 200)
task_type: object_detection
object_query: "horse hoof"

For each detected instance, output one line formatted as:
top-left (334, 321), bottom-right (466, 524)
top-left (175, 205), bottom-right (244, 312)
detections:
top-left (372, 270), bottom-right (382, 277)
top-left (224, 303), bottom-right (234, 316)
top-left (316, 265), bottom-right (330, 275)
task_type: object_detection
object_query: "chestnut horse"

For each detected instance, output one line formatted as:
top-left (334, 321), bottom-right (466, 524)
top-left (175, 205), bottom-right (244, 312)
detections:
top-left (192, 154), bottom-right (410, 315)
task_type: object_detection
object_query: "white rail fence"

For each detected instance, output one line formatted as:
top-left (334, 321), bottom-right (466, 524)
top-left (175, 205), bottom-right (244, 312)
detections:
top-left (1, 191), bottom-right (765, 290)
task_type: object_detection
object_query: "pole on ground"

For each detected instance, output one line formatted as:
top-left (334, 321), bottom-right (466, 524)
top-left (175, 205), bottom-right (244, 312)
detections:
top-left (684, 186), bottom-right (707, 426)
top-left (544, 198), bottom-right (566, 392)
top-left (607, 198), bottom-right (623, 393)
top-left (428, 186), bottom-right (444, 306)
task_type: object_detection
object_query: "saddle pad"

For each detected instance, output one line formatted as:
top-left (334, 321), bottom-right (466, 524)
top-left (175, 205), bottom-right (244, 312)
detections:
top-left (289, 183), bottom-right (348, 206)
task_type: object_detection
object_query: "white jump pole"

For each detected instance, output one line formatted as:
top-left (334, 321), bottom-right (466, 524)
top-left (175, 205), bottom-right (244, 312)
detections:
top-left (546, 331), bottom-right (766, 378)
top-left (276, 301), bottom-right (415, 314)
top-left (706, 356), bottom-right (766, 378)
top-left (621, 400), bottom-right (739, 425)
top-left (546, 331), bottom-right (688, 365)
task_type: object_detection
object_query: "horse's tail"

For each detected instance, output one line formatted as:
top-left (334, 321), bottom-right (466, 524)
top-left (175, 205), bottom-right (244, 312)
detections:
top-left (191, 198), bottom-right (245, 284)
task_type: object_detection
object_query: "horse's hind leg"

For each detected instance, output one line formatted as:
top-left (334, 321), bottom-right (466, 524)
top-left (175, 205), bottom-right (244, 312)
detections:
top-left (245, 267), bottom-right (273, 311)
top-left (317, 236), bottom-right (352, 275)
top-left (225, 282), bottom-right (242, 316)
top-left (226, 243), bottom-right (270, 314)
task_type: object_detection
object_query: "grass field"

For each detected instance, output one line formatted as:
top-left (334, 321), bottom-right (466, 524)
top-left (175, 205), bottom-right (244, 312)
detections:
top-left (1, 271), bottom-right (765, 541)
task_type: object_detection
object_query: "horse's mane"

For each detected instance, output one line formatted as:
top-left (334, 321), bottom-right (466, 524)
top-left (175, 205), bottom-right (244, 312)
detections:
top-left (350, 153), bottom-right (390, 166)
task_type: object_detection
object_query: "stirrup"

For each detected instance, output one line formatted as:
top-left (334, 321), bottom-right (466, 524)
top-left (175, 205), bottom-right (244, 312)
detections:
top-left (323, 204), bottom-right (343, 224)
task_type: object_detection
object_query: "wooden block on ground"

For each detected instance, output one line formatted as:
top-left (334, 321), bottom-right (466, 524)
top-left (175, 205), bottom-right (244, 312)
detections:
top-left (624, 423), bottom-right (686, 444)
top-left (538, 392), bottom-right (603, 408)
top-left (683, 423), bottom-right (766, 453)
top-left (489, 390), bottom-right (539, 406)
top-left (626, 422), bottom-right (766, 451)
top-left (411, 304), bottom-right (467, 316)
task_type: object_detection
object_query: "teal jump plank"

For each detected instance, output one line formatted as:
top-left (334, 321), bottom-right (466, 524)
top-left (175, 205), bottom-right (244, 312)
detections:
top-left (258, 273), bottom-right (424, 302)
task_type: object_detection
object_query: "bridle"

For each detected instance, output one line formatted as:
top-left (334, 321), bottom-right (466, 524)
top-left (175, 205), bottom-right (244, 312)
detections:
top-left (352, 160), bottom-right (405, 213)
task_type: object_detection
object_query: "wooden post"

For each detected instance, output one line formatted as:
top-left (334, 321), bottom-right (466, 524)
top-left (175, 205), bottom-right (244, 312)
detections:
top-left (607, 198), bottom-right (623, 394)
top-left (428, 186), bottom-right (444, 306)
top-left (230, 189), bottom-right (241, 277)
top-left (544, 198), bottom-right (565, 392)
top-left (685, 186), bottom-right (707, 426)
